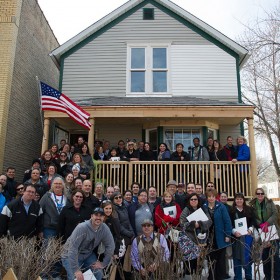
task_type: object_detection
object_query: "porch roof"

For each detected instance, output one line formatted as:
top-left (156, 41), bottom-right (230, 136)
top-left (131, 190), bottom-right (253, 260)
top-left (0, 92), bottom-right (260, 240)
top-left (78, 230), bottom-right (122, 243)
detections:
top-left (43, 96), bottom-right (254, 130)
top-left (76, 96), bottom-right (249, 107)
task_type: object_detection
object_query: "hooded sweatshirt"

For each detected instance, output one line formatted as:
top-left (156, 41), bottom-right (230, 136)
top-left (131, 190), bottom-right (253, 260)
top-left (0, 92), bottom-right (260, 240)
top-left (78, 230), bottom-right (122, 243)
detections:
top-left (62, 220), bottom-right (114, 275)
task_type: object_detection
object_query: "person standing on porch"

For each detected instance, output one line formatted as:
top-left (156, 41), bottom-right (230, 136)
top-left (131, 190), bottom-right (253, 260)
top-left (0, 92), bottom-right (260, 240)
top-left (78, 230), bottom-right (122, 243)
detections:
top-left (190, 138), bottom-right (209, 161)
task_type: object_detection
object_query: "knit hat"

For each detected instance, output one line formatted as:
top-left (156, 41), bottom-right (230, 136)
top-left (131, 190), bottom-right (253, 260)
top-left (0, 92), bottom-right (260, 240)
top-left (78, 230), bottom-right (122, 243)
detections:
top-left (72, 163), bottom-right (80, 172)
top-left (32, 159), bottom-right (41, 165)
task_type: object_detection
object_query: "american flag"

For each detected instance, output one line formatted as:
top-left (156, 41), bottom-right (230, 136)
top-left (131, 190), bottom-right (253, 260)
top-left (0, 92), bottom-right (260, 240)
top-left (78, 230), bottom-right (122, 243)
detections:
top-left (40, 82), bottom-right (91, 130)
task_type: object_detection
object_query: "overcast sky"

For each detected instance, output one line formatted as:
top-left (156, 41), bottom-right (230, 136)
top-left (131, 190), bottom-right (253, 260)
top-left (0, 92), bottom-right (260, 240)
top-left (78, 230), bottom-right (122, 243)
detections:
top-left (38, 0), bottom-right (278, 44)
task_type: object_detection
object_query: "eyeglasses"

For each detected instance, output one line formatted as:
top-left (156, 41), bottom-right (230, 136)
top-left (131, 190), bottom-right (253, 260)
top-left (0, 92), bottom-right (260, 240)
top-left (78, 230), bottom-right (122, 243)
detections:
top-left (74, 195), bottom-right (83, 199)
top-left (142, 224), bottom-right (152, 227)
top-left (17, 187), bottom-right (24, 191)
top-left (256, 193), bottom-right (264, 195)
top-left (190, 198), bottom-right (198, 201)
top-left (114, 196), bottom-right (122, 200)
top-left (207, 185), bottom-right (214, 188)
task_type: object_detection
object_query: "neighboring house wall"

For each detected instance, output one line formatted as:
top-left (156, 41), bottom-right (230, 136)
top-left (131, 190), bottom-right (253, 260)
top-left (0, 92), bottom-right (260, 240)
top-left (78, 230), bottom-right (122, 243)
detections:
top-left (0, 0), bottom-right (23, 173)
top-left (62, 3), bottom-right (238, 101)
top-left (2, 0), bottom-right (59, 179)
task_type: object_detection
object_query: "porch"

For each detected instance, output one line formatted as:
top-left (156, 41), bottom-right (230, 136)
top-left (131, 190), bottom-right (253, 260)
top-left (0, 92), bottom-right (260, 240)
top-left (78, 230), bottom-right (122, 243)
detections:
top-left (41, 101), bottom-right (257, 195)
top-left (94, 161), bottom-right (252, 198)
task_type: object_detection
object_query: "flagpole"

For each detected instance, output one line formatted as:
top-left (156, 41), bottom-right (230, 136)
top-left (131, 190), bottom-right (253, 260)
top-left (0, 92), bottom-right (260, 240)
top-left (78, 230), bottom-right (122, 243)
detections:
top-left (36, 76), bottom-right (47, 152)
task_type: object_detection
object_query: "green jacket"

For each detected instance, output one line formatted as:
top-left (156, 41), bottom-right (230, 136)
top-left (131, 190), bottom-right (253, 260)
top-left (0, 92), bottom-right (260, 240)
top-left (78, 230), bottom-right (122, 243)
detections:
top-left (249, 197), bottom-right (279, 234)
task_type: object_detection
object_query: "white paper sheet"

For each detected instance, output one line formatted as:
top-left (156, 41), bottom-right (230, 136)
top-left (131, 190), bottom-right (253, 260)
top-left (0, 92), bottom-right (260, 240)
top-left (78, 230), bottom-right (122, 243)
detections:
top-left (234, 217), bottom-right (248, 236)
top-left (74, 269), bottom-right (97, 280)
top-left (259, 225), bottom-right (279, 241)
top-left (163, 205), bottom-right (177, 218)
top-left (186, 207), bottom-right (209, 222)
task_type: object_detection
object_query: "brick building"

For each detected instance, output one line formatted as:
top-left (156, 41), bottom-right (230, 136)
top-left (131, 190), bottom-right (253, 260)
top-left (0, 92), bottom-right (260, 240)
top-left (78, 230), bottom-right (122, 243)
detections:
top-left (0, 0), bottom-right (59, 179)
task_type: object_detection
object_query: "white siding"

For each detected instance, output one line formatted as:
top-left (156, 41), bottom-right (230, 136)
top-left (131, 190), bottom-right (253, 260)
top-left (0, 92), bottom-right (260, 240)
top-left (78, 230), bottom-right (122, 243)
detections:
top-left (62, 3), bottom-right (234, 101)
top-left (95, 122), bottom-right (142, 146)
top-left (171, 45), bottom-right (238, 101)
top-left (219, 125), bottom-right (241, 146)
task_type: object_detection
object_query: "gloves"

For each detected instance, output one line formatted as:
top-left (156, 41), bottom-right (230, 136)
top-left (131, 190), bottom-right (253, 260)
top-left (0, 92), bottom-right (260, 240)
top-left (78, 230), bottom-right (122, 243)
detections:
top-left (260, 222), bottom-right (269, 233)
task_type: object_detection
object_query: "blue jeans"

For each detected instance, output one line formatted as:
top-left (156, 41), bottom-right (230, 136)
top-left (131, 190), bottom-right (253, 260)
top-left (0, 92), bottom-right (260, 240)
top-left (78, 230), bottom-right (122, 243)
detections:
top-left (262, 240), bottom-right (280, 280)
top-left (62, 253), bottom-right (103, 280)
top-left (233, 258), bottom-right (252, 280)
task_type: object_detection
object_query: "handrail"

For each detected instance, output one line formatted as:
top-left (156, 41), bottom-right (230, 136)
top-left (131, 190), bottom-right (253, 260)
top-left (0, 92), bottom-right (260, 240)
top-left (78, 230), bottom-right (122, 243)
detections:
top-left (94, 161), bottom-right (252, 198)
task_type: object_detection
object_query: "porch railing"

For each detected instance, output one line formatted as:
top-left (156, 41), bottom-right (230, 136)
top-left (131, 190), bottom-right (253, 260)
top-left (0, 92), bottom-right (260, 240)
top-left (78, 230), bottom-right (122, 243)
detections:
top-left (94, 161), bottom-right (252, 198)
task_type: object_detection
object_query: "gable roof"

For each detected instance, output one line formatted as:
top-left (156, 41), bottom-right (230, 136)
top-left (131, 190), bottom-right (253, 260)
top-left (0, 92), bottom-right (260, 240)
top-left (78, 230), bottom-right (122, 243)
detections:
top-left (49, 0), bottom-right (249, 68)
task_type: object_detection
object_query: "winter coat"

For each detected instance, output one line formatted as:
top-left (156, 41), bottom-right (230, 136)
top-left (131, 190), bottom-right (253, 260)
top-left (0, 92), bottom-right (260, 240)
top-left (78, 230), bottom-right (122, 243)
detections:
top-left (105, 216), bottom-right (123, 255)
top-left (236, 144), bottom-right (250, 161)
top-left (203, 201), bottom-right (232, 249)
top-left (180, 205), bottom-right (212, 244)
top-left (154, 202), bottom-right (182, 234)
top-left (249, 197), bottom-right (280, 234)
top-left (170, 151), bottom-right (190, 161)
top-left (0, 198), bottom-right (43, 239)
top-left (39, 192), bottom-right (67, 230)
top-left (58, 203), bottom-right (92, 242)
top-left (114, 203), bottom-right (134, 243)
top-left (190, 146), bottom-right (210, 161)
top-left (128, 202), bottom-right (153, 236)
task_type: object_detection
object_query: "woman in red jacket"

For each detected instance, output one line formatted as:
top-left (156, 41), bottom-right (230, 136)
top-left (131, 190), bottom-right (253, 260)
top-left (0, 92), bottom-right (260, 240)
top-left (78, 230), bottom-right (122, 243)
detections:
top-left (154, 191), bottom-right (182, 235)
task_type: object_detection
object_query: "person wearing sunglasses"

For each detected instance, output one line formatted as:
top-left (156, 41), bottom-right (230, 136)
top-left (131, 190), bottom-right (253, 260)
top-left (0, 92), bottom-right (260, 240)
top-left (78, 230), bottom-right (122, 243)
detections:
top-left (15, 183), bottom-right (24, 199)
top-left (249, 188), bottom-right (280, 280)
top-left (131, 219), bottom-right (170, 278)
top-left (180, 193), bottom-right (212, 275)
top-left (56, 152), bottom-right (69, 177)
top-left (111, 192), bottom-right (134, 247)
top-left (58, 190), bottom-right (91, 243)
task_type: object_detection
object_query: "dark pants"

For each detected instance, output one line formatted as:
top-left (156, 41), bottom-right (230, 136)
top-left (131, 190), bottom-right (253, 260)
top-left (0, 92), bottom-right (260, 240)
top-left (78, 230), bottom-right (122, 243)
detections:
top-left (262, 241), bottom-right (280, 280)
top-left (208, 247), bottom-right (226, 280)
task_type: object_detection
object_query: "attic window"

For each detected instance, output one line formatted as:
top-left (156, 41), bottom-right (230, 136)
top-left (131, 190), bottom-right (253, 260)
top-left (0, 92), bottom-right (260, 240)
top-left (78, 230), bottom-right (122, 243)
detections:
top-left (143, 8), bottom-right (154, 20)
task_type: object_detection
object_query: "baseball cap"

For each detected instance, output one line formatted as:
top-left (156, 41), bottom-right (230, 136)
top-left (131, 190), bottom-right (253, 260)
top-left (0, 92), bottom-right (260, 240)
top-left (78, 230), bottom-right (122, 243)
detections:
top-left (92, 207), bottom-right (105, 215)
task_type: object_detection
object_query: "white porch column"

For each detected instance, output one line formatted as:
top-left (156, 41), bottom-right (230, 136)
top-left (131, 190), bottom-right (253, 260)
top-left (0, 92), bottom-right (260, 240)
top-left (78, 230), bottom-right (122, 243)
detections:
top-left (41, 117), bottom-right (50, 154)
top-left (88, 117), bottom-right (95, 155)
top-left (247, 117), bottom-right (257, 195)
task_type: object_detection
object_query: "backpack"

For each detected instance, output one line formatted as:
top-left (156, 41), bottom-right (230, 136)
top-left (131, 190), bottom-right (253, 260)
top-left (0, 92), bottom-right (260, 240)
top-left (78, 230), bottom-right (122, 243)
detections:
top-left (178, 231), bottom-right (201, 260)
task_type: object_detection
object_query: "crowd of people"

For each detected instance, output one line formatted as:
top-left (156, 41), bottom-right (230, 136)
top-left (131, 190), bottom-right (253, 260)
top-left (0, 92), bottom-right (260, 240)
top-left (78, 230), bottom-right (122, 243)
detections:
top-left (0, 135), bottom-right (279, 280)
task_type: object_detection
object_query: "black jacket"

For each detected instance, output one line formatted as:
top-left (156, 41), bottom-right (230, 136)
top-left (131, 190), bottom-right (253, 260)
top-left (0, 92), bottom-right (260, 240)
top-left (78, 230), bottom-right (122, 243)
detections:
top-left (58, 203), bottom-right (92, 242)
top-left (105, 216), bottom-right (122, 255)
top-left (4, 177), bottom-right (17, 199)
top-left (170, 151), bottom-right (190, 161)
top-left (0, 198), bottom-right (43, 239)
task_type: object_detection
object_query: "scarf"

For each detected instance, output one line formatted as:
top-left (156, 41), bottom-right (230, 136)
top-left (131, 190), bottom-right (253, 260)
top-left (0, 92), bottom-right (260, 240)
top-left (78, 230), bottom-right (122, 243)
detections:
top-left (255, 199), bottom-right (268, 223)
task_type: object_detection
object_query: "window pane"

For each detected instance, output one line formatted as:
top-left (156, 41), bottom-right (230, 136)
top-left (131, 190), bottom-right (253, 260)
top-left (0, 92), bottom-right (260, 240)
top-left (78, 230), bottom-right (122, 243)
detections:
top-left (153, 71), bottom-right (167, 92)
top-left (131, 71), bottom-right (145, 92)
top-left (131, 48), bottom-right (145, 68)
top-left (153, 48), bottom-right (166, 68)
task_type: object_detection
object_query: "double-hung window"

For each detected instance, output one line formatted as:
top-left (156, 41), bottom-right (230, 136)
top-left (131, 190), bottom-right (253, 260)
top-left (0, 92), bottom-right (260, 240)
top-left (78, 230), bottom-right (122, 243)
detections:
top-left (128, 45), bottom-right (169, 95)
